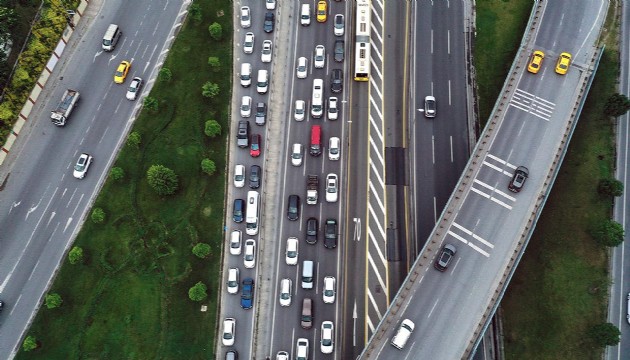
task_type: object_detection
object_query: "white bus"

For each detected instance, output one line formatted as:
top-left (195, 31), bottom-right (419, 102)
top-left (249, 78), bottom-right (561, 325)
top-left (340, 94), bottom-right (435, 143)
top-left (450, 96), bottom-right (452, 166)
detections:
top-left (245, 191), bottom-right (260, 236)
top-left (311, 78), bottom-right (324, 118)
top-left (354, 0), bottom-right (371, 81)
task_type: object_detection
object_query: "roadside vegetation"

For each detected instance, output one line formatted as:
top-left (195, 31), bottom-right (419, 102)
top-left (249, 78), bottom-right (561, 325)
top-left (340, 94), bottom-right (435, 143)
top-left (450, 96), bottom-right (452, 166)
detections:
top-left (17, 0), bottom-right (230, 358)
top-left (476, 1), bottom-right (620, 359)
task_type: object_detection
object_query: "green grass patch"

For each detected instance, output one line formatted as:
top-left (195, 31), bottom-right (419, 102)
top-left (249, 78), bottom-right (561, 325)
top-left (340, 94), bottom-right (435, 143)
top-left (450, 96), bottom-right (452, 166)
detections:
top-left (17, 1), bottom-right (232, 359)
top-left (481, 3), bottom-right (619, 360)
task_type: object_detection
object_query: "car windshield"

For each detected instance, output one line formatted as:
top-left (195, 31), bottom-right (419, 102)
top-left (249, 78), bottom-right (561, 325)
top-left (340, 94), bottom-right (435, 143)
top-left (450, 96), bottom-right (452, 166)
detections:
top-left (74, 163), bottom-right (84, 172)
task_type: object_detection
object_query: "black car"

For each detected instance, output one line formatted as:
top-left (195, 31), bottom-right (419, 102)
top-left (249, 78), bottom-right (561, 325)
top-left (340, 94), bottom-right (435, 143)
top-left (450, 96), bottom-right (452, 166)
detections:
top-left (287, 195), bottom-right (300, 221)
top-left (334, 40), bottom-right (344, 62)
top-left (249, 165), bottom-right (261, 189)
top-left (324, 218), bottom-right (337, 249)
top-left (330, 69), bottom-right (343, 93)
top-left (240, 278), bottom-right (254, 309)
top-left (233, 199), bottom-right (245, 223)
top-left (434, 244), bottom-right (457, 271)
top-left (237, 120), bottom-right (250, 148)
top-left (255, 102), bottom-right (267, 125)
top-left (508, 166), bottom-right (529, 193)
top-left (306, 217), bottom-right (318, 244)
top-left (264, 12), bottom-right (274, 33)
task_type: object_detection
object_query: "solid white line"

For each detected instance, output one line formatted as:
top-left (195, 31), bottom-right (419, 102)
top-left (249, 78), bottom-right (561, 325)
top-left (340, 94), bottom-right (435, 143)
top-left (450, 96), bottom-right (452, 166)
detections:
top-left (468, 241), bottom-right (490, 257)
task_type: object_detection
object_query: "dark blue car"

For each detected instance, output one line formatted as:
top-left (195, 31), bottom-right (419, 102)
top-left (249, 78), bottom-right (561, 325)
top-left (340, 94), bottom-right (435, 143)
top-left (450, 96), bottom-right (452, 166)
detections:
top-left (241, 278), bottom-right (254, 309)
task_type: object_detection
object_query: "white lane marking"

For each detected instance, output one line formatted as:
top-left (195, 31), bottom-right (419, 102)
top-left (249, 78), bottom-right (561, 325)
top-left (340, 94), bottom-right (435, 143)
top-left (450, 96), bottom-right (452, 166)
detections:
top-left (367, 316), bottom-right (375, 333)
top-left (368, 180), bottom-right (386, 213)
top-left (367, 204), bottom-right (386, 239)
top-left (451, 222), bottom-right (495, 249)
top-left (369, 137), bottom-right (385, 166)
top-left (370, 159), bottom-right (385, 188)
top-left (470, 184), bottom-right (513, 210)
top-left (468, 241), bottom-right (490, 257)
top-left (369, 113), bottom-right (385, 141)
top-left (368, 251), bottom-right (387, 290)
top-left (367, 289), bottom-right (384, 320)
top-left (369, 95), bottom-right (384, 120)
top-left (482, 160), bottom-right (513, 176)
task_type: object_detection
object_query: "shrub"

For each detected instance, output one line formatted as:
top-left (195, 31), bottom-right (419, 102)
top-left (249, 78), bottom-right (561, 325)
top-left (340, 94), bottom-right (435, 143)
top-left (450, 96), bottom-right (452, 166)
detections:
top-left (22, 336), bottom-right (38, 352)
top-left (201, 159), bottom-right (216, 176)
top-left (208, 56), bottom-right (220, 71)
top-left (208, 22), bottom-right (222, 40)
top-left (590, 219), bottom-right (624, 247)
top-left (604, 93), bottom-right (630, 117)
top-left (127, 131), bottom-right (141, 148)
top-left (192, 243), bottom-right (211, 258)
top-left (45, 293), bottom-right (63, 309)
top-left (189, 3), bottom-right (202, 22)
top-left (204, 120), bottom-right (221, 138)
top-left (188, 281), bottom-right (208, 302)
top-left (159, 68), bottom-right (172, 82)
top-left (201, 82), bottom-right (219, 98)
top-left (68, 246), bottom-right (84, 265)
top-left (146, 165), bottom-right (179, 196)
top-left (589, 323), bottom-right (620, 347)
top-left (91, 208), bottom-right (105, 224)
top-left (110, 167), bottom-right (125, 181)
top-left (143, 96), bottom-right (158, 112)
top-left (598, 178), bottom-right (623, 197)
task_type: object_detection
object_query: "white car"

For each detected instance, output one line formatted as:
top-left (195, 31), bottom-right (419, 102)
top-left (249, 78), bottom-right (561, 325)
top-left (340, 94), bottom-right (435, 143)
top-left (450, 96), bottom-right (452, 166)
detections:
top-left (227, 268), bottom-right (239, 294)
top-left (276, 351), bottom-right (289, 360)
top-left (266, 0), bottom-right (276, 10)
top-left (243, 32), bottom-right (255, 54)
top-left (291, 143), bottom-right (303, 166)
top-left (296, 57), bottom-right (308, 79)
top-left (229, 230), bottom-right (242, 255)
top-left (329, 137), bottom-right (340, 161)
top-left (261, 40), bottom-right (273, 63)
top-left (279, 278), bottom-right (292, 307)
top-left (73, 153), bottom-right (93, 179)
top-left (294, 100), bottom-right (306, 121)
top-left (314, 45), bottom-right (325, 69)
top-left (323, 276), bottom-right (336, 303)
top-left (285, 237), bottom-right (299, 265)
top-left (334, 14), bottom-right (344, 36)
top-left (320, 321), bottom-right (334, 354)
top-left (222, 318), bottom-right (236, 346)
top-left (234, 164), bottom-right (245, 188)
top-left (328, 96), bottom-right (338, 120)
top-left (296, 338), bottom-right (309, 360)
top-left (240, 6), bottom-right (251, 28)
top-left (126, 77), bottom-right (143, 100)
top-left (325, 173), bottom-right (338, 203)
top-left (241, 95), bottom-right (252, 117)
top-left (244, 239), bottom-right (256, 269)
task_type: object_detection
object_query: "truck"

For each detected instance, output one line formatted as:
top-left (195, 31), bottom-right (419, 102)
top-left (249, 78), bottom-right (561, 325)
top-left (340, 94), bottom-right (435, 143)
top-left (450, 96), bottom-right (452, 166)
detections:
top-left (306, 175), bottom-right (318, 205)
top-left (50, 89), bottom-right (80, 126)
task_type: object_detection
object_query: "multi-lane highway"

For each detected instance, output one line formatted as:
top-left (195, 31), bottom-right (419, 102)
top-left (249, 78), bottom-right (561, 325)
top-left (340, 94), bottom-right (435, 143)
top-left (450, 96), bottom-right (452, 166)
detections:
top-left (360, 1), bottom-right (608, 359)
top-left (0, 0), bottom-right (184, 358)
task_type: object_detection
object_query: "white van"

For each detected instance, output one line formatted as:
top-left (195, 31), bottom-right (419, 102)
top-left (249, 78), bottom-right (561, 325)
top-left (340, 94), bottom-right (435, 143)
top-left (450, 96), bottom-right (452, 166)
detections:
top-left (257, 69), bottom-right (269, 94)
top-left (391, 319), bottom-right (415, 350)
top-left (300, 4), bottom-right (311, 26)
top-left (311, 79), bottom-right (323, 118)
top-left (102, 24), bottom-right (122, 51)
top-left (301, 260), bottom-right (314, 289)
top-left (240, 63), bottom-right (252, 87)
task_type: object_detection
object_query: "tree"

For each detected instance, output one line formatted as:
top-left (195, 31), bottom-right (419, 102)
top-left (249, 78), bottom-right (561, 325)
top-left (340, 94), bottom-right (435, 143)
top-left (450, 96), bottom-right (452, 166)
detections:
top-left (204, 120), bottom-right (221, 138)
top-left (188, 281), bottom-right (208, 301)
top-left (159, 68), bottom-right (172, 82)
top-left (110, 167), bottom-right (125, 181)
top-left (127, 131), bottom-right (141, 148)
top-left (590, 219), bottom-right (624, 247)
top-left (201, 159), bottom-right (216, 176)
top-left (147, 165), bottom-right (179, 196)
top-left (91, 208), bottom-right (105, 224)
top-left (143, 96), bottom-right (158, 112)
top-left (68, 246), bottom-right (84, 265)
top-left (207, 56), bottom-right (220, 71)
top-left (22, 335), bottom-right (38, 352)
top-left (208, 22), bottom-right (222, 40)
top-left (598, 178), bottom-right (623, 197)
top-left (189, 3), bottom-right (202, 22)
top-left (201, 82), bottom-right (219, 98)
top-left (589, 323), bottom-right (620, 347)
top-left (45, 293), bottom-right (62, 309)
top-left (192, 243), bottom-right (211, 258)
top-left (604, 93), bottom-right (630, 117)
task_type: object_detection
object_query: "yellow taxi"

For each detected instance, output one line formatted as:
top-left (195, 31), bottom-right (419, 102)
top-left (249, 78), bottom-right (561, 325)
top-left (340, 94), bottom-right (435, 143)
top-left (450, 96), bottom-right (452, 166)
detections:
top-left (555, 52), bottom-right (572, 75)
top-left (527, 50), bottom-right (544, 74)
top-left (317, 1), bottom-right (327, 23)
top-left (114, 60), bottom-right (131, 84)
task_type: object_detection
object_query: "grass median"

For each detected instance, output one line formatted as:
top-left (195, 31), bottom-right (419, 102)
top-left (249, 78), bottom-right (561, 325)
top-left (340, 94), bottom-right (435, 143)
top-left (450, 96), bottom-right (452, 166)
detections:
top-left (476, 1), bottom-right (617, 359)
top-left (17, 1), bottom-right (231, 359)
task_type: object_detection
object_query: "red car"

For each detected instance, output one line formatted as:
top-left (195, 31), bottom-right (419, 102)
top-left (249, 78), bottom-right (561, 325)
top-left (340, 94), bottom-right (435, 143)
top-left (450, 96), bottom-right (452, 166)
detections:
top-left (250, 134), bottom-right (261, 157)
